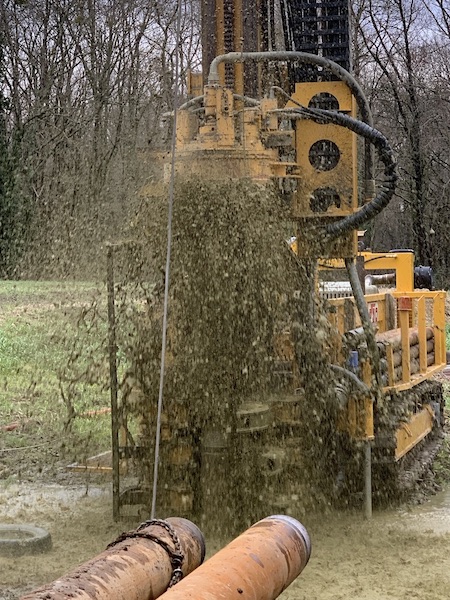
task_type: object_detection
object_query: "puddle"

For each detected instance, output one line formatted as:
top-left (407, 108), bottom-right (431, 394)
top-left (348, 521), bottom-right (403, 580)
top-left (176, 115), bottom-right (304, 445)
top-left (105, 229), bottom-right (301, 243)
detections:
top-left (396, 487), bottom-right (450, 534)
top-left (0, 482), bottom-right (108, 525)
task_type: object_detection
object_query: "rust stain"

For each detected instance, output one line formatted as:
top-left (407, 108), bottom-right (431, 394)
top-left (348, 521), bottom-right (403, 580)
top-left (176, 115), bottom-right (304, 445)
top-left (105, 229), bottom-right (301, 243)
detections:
top-left (20, 518), bottom-right (205, 600)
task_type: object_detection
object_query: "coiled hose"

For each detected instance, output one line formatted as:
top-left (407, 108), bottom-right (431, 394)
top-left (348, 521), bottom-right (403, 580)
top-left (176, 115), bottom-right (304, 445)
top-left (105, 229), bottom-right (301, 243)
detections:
top-left (277, 103), bottom-right (398, 239)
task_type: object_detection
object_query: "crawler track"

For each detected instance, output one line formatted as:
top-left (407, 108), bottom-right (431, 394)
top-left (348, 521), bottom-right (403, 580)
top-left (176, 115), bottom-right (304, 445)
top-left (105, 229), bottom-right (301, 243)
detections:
top-left (372, 379), bottom-right (445, 502)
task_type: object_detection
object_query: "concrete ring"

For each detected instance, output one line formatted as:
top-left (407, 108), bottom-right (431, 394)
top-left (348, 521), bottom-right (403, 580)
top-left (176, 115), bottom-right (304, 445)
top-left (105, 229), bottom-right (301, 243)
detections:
top-left (0, 524), bottom-right (52, 557)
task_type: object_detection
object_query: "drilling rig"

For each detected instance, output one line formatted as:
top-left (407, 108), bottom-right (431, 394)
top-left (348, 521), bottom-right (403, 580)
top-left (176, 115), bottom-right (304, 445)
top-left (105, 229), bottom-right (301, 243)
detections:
top-left (105, 0), bottom-right (447, 528)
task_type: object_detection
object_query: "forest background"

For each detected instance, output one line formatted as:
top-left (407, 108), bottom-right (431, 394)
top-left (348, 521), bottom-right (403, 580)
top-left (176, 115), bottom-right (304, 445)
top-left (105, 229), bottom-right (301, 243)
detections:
top-left (0, 0), bottom-right (449, 285)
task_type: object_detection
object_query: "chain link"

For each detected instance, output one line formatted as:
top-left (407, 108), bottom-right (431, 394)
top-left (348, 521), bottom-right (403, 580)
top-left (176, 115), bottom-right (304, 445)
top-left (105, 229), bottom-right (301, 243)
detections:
top-left (107, 518), bottom-right (185, 587)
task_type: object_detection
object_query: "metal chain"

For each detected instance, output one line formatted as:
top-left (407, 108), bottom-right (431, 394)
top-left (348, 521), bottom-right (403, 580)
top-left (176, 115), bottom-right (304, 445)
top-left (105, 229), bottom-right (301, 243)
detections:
top-left (107, 519), bottom-right (184, 587)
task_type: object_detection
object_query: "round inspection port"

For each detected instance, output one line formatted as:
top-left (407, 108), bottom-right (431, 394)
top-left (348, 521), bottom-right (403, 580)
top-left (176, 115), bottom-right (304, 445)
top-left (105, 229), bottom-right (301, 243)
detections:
top-left (309, 140), bottom-right (341, 171)
top-left (0, 524), bottom-right (52, 557)
top-left (308, 92), bottom-right (339, 111)
top-left (310, 187), bottom-right (341, 212)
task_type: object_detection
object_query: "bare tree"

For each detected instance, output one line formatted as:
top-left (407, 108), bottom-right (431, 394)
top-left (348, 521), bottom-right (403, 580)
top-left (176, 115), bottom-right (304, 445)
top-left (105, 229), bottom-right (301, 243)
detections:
top-left (0, 0), bottom-right (201, 277)
top-left (354, 0), bottom-right (436, 266)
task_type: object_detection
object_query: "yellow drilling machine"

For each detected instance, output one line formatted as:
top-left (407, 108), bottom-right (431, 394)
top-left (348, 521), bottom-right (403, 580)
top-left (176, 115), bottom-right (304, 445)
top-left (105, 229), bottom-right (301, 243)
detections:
top-left (102, 0), bottom-right (447, 528)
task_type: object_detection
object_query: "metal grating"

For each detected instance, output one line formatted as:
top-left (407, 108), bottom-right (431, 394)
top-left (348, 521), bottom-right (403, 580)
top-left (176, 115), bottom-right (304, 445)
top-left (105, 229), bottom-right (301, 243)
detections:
top-left (281, 0), bottom-right (351, 81)
top-left (223, 0), bottom-right (235, 87)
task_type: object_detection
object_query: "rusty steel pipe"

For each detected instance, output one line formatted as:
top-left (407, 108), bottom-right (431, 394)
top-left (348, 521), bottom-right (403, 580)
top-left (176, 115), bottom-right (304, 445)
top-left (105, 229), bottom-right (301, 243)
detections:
top-left (157, 515), bottom-right (311, 600)
top-left (20, 518), bottom-right (205, 600)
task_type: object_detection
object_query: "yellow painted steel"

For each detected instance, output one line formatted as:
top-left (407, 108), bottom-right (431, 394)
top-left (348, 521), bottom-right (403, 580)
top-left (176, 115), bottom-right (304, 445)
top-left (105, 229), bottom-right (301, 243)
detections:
top-left (176, 79), bottom-right (360, 237)
top-left (399, 305), bottom-right (411, 384)
top-left (176, 85), bottom-right (281, 181)
top-left (385, 365), bottom-right (445, 393)
top-left (233, 0), bottom-right (244, 96)
top-left (418, 296), bottom-right (427, 374)
top-left (362, 359), bottom-right (374, 440)
top-left (187, 70), bottom-right (203, 97)
top-left (327, 289), bottom-right (446, 396)
top-left (433, 291), bottom-right (446, 365)
top-left (338, 355), bottom-right (374, 442)
top-left (320, 251), bottom-right (446, 402)
top-left (339, 397), bottom-right (374, 441)
top-left (288, 82), bottom-right (358, 220)
top-left (175, 42), bottom-right (446, 464)
top-left (318, 251), bottom-right (414, 291)
top-left (216, 2), bottom-right (225, 85)
top-left (361, 251), bottom-right (414, 292)
top-left (395, 405), bottom-right (435, 460)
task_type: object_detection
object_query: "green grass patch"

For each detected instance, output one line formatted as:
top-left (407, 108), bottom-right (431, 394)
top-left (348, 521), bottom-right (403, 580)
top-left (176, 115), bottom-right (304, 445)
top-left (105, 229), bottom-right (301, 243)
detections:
top-left (0, 281), bottom-right (111, 464)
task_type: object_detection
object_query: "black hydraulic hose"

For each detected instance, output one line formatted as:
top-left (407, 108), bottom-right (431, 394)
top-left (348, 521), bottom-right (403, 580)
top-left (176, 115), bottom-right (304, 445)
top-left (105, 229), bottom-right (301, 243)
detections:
top-left (329, 364), bottom-right (371, 395)
top-left (208, 52), bottom-right (371, 123)
top-left (207, 51), bottom-right (375, 198)
top-left (287, 105), bottom-right (397, 238)
top-left (345, 258), bottom-right (383, 401)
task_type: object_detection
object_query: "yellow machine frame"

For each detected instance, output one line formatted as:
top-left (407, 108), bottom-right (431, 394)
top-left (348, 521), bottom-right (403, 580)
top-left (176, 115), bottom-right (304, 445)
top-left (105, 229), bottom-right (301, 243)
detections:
top-left (326, 250), bottom-right (446, 457)
top-left (176, 5), bottom-right (447, 476)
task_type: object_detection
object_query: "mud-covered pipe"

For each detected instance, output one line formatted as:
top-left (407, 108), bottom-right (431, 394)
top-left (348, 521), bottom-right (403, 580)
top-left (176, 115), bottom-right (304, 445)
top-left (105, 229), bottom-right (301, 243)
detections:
top-left (207, 50), bottom-right (375, 196)
top-left (20, 518), bottom-right (206, 600)
top-left (157, 515), bottom-right (311, 600)
top-left (365, 273), bottom-right (396, 286)
top-left (345, 258), bottom-right (383, 398)
top-left (329, 364), bottom-right (370, 395)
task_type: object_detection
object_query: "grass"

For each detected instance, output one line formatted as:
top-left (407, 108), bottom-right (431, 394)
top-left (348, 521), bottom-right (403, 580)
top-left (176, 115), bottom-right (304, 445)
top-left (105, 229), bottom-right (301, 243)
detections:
top-left (1, 282), bottom-right (449, 480)
top-left (0, 281), bottom-right (112, 471)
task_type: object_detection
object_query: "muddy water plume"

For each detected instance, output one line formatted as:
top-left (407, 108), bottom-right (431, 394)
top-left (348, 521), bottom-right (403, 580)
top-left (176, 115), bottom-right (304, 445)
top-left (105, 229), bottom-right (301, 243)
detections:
top-left (124, 178), bottom-right (338, 534)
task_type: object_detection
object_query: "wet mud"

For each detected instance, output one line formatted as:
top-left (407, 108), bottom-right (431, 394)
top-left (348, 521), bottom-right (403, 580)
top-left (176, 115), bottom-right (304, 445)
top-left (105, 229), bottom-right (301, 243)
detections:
top-left (0, 482), bottom-right (121, 599)
top-left (1, 479), bottom-right (450, 600)
top-left (284, 494), bottom-right (450, 600)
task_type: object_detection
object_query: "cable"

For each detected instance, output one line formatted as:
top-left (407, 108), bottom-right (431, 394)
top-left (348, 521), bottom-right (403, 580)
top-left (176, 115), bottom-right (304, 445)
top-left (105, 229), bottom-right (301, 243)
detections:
top-left (151, 0), bottom-right (183, 520)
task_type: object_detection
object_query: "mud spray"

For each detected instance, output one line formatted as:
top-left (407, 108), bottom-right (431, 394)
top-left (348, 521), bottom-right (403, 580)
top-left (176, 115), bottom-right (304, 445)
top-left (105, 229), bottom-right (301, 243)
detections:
top-left (120, 177), bottom-right (337, 536)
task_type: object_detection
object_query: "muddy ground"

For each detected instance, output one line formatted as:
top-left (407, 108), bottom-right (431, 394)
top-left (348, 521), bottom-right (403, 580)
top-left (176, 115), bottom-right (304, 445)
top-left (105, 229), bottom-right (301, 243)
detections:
top-left (1, 288), bottom-right (449, 599)
top-left (1, 469), bottom-right (450, 600)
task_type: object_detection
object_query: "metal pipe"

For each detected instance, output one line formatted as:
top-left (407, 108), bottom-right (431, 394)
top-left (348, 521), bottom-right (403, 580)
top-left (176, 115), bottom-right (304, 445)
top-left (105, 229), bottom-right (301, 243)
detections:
top-left (20, 518), bottom-right (206, 600)
top-left (207, 50), bottom-right (375, 196)
top-left (365, 273), bottom-right (396, 286)
top-left (364, 442), bottom-right (373, 519)
top-left (106, 244), bottom-right (120, 521)
top-left (157, 515), bottom-right (311, 600)
top-left (178, 95), bottom-right (205, 111)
